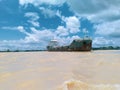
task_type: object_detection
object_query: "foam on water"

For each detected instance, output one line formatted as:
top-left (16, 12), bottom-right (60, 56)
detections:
top-left (59, 79), bottom-right (120, 90)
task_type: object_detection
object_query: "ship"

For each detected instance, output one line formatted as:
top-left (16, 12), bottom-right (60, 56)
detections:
top-left (47, 36), bottom-right (92, 51)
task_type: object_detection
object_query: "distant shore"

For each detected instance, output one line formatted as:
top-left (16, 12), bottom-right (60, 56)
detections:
top-left (0, 46), bottom-right (120, 53)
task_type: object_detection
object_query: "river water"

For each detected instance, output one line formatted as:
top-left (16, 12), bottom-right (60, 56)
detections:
top-left (0, 50), bottom-right (120, 90)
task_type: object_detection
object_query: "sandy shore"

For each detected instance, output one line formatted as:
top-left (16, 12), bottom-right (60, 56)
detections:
top-left (0, 50), bottom-right (120, 90)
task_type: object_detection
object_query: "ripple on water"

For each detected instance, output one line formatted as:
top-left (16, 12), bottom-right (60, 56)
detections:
top-left (59, 80), bottom-right (120, 90)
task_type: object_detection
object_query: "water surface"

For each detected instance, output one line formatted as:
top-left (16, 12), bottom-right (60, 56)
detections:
top-left (0, 50), bottom-right (120, 90)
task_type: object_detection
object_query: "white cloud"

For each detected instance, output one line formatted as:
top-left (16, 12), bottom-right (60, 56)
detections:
top-left (95, 20), bottom-right (120, 38)
top-left (0, 25), bottom-right (82, 50)
top-left (19, 0), bottom-right (66, 6)
top-left (93, 37), bottom-right (114, 47)
top-left (67, 0), bottom-right (120, 47)
top-left (55, 16), bottom-right (81, 37)
top-left (64, 16), bottom-right (80, 34)
top-left (87, 7), bottom-right (120, 23)
top-left (53, 35), bottom-right (81, 46)
top-left (25, 12), bottom-right (39, 20)
top-left (24, 12), bottom-right (40, 27)
top-left (39, 7), bottom-right (57, 18)
top-left (67, 0), bottom-right (120, 23)
top-left (53, 16), bottom-right (81, 45)
top-left (71, 35), bottom-right (81, 41)
top-left (2, 26), bottom-right (18, 30)
top-left (17, 26), bottom-right (25, 32)
top-left (23, 27), bottom-right (81, 49)
top-left (28, 20), bottom-right (40, 27)
top-left (56, 10), bottom-right (62, 18)
top-left (1, 26), bottom-right (29, 35)
top-left (24, 27), bottom-right (54, 43)
top-left (55, 26), bottom-right (69, 36)
top-left (82, 28), bottom-right (89, 34)
top-left (17, 26), bottom-right (30, 35)
top-left (0, 39), bottom-right (45, 50)
top-left (0, 27), bottom-right (55, 50)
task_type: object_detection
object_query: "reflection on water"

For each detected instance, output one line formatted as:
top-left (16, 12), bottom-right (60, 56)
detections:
top-left (0, 50), bottom-right (120, 90)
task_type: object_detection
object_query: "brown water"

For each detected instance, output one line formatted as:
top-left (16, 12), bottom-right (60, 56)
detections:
top-left (0, 50), bottom-right (120, 90)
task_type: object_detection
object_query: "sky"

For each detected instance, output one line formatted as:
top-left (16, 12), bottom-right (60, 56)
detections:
top-left (0, 0), bottom-right (120, 50)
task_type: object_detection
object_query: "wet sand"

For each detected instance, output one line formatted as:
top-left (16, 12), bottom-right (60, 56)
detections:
top-left (0, 50), bottom-right (120, 90)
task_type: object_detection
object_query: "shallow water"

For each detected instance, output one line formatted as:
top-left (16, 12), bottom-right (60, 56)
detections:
top-left (0, 50), bottom-right (120, 90)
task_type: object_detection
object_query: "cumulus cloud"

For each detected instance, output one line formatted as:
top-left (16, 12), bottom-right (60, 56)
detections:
top-left (24, 12), bottom-right (40, 27)
top-left (53, 35), bottom-right (81, 46)
top-left (68, 0), bottom-right (108, 14)
top-left (87, 7), bottom-right (120, 23)
top-left (39, 7), bottom-right (57, 18)
top-left (17, 26), bottom-right (30, 35)
top-left (55, 26), bottom-right (69, 36)
top-left (0, 24), bottom-right (82, 50)
top-left (95, 20), bottom-right (120, 38)
top-left (24, 26), bottom-right (80, 45)
top-left (24, 27), bottom-right (54, 43)
top-left (67, 0), bottom-right (120, 47)
top-left (0, 27), bottom-right (55, 50)
top-left (60, 16), bottom-right (80, 34)
top-left (25, 12), bottom-right (39, 20)
top-left (55, 16), bottom-right (81, 38)
top-left (1, 14), bottom-right (82, 50)
top-left (3, 0), bottom-right (119, 50)
top-left (67, 0), bottom-right (120, 23)
top-left (93, 37), bottom-right (114, 47)
top-left (54, 15), bottom-right (81, 45)
top-left (65, 16), bottom-right (80, 33)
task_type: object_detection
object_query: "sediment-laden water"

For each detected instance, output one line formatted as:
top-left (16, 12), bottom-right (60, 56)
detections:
top-left (0, 50), bottom-right (120, 90)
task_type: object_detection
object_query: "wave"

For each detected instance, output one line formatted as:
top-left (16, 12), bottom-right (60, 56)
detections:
top-left (58, 79), bottom-right (120, 90)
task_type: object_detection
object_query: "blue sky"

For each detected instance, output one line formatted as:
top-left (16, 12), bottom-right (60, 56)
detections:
top-left (0, 0), bottom-right (120, 50)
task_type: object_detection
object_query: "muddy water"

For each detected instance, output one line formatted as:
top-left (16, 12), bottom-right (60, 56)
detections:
top-left (0, 50), bottom-right (120, 90)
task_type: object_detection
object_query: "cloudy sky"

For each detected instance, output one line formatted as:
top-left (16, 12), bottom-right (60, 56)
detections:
top-left (0, 0), bottom-right (120, 50)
